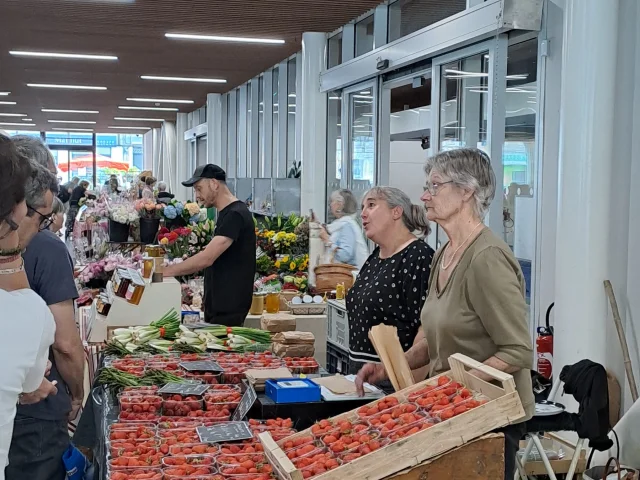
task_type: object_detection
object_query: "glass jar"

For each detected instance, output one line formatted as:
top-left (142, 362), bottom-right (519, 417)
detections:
top-left (336, 282), bottom-right (345, 300)
top-left (126, 269), bottom-right (146, 305)
top-left (265, 292), bottom-right (280, 314)
top-left (250, 293), bottom-right (265, 315)
top-left (142, 257), bottom-right (154, 279)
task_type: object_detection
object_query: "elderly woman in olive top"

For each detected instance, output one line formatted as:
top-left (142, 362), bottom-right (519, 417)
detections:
top-left (356, 148), bottom-right (534, 479)
top-left (346, 186), bottom-right (434, 376)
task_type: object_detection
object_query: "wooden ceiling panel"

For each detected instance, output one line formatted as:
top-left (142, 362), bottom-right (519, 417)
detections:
top-left (0, 0), bottom-right (382, 131)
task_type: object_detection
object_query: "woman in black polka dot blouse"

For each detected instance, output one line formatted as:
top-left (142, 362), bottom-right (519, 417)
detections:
top-left (345, 186), bottom-right (434, 377)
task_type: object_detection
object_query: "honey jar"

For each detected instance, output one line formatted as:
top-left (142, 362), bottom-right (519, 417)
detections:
top-left (126, 269), bottom-right (146, 305)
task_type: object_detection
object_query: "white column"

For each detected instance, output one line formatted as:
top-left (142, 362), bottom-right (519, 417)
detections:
top-left (300, 32), bottom-right (328, 219)
top-left (175, 113), bottom-right (189, 201)
top-left (554, 0), bottom-right (619, 371)
top-left (206, 93), bottom-right (223, 168)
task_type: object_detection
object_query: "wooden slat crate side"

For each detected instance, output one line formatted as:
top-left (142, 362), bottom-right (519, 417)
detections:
top-left (266, 354), bottom-right (525, 480)
top-left (259, 432), bottom-right (303, 480)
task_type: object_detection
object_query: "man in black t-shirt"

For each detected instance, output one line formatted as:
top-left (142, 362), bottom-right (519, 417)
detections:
top-left (164, 165), bottom-right (256, 326)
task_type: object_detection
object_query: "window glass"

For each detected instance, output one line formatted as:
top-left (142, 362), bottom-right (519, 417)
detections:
top-left (388, 0), bottom-right (466, 43)
top-left (439, 53), bottom-right (489, 151)
top-left (328, 33), bottom-right (343, 68)
top-left (326, 91), bottom-right (342, 221)
top-left (246, 80), bottom-right (252, 176)
top-left (502, 38), bottom-right (538, 305)
top-left (355, 15), bottom-right (374, 57)
top-left (286, 57), bottom-right (297, 177)
top-left (258, 75), bottom-right (265, 176)
top-left (272, 67), bottom-right (279, 174)
top-left (348, 87), bottom-right (375, 199)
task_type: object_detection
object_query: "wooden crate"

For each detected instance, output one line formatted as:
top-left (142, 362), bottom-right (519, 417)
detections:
top-left (259, 354), bottom-right (525, 480)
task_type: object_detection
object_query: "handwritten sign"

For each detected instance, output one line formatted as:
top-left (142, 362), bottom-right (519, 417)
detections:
top-left (158, 382), bottom-right (210, 396)
top-left (231, 383), bottom-right (257, 421)
top-left (197, 422), bottom-right (253, 443)
top-left (179, 360), bottom-right (224, 373)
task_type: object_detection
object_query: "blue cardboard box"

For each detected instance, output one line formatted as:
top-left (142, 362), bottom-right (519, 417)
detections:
top-left (265, 378), bottom-right (321, 404)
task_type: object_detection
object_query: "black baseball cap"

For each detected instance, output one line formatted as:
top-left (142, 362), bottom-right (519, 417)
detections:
top-left (182, 164), bottom-right (226, 187)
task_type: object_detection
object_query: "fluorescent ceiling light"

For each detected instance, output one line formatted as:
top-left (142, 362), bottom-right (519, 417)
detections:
top-left (288, 104), bottom-right (296, 107)
top-left (0, 113), bottom-right (26, 117)
top-left (141, 75), bottom-right (226, 84)
top-left (506, 74), bottom-right (529, 80)
top-left (0, 122), bottom-right (36, 126)
top-left (353, 95), bottom-right (373, 99)
top-left (10, 50), bottom-right (117, 61)
top-left (28, 83), bottom-right (107, 90)
top-left (51, 127), bottom-right (94, 132)
top-left (108, 126), bottom-right (151, 130)
top-left (359, 91), bottom-right (371, 95)
top-left (329, 96), bottom-right (340, 100)
top-left (0, 101), bottom-right (16, 105)
top-left (22, 118), bottom-right (33, 121)
top-left (126, 98), bottom-right (193, 104)
top-left (114, 117), bottom-right (164, 122)
top-left (42, 108), bottom-right (99, 114)
top-left (288, 94), bottom-right (296, 98)
top-left (48, 120), bottom-right (97, 124)
top-left (118, 106), bottom-right (178, 112)
top-left (165, 33), bottom-right (285, 45)
top-left (0, 92), bottom-right (10, 96)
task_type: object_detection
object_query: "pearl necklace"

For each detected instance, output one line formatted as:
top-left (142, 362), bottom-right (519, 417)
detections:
top-left (441, 221), bottom-right (483, 270)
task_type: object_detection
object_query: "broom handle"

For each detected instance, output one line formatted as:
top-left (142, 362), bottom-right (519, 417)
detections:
top-left (604, 280), bottom-right (639, 402)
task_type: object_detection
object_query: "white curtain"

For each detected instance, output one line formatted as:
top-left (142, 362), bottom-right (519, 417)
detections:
top-left (158, 121), bottom-right (177, 192)
top-left (147, 128), bottom-right (161, 177)
top-left (143, 130), bottom-right (154, 171)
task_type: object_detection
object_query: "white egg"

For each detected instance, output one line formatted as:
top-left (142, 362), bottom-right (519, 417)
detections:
top-left (303, 295), bottom-right (313, 304)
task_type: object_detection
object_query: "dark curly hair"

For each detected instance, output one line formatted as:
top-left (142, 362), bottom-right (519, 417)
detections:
top-left (0, 134), bottom-right (32, 226)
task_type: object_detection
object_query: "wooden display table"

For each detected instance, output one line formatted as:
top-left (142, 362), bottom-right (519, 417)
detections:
top-left (244, 312), bottom-right (328, 367)
top-left (391, 433), bottom-right (505, 479)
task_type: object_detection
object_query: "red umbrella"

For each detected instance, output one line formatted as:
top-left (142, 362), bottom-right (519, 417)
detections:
top-left (57, 154), bottom-right (130, 172)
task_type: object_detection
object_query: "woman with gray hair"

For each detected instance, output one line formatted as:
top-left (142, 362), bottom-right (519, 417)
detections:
top-left (345, 186), bottom-right (434, 376)
top-left (319, 189), bottom-right (368, 268)
top-left (356, 148), bottom-right (533, 479)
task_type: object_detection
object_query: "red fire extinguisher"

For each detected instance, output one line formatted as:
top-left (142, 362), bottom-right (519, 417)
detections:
top-left (536, 303), bottom-right (554, 379)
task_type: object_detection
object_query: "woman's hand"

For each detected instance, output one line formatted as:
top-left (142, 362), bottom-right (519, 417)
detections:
top-left (355, 363), bottom-right (388, 396)
top-left (319, 228), bottom-right (329, 243)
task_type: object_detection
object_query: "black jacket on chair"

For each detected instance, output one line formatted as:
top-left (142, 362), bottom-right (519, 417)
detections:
top-left (560, 359), bottom-right (613, 450)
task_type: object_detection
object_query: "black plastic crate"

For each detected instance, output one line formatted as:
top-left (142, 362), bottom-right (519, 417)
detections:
top-left (326, 342), bottom-right (349, 375)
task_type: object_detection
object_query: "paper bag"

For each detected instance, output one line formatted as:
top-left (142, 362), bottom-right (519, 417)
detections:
top-left (313, 375), bottom-right (358, 395)
top-left (272, 342), bottom-right (315, 358)
top-left (272, 331), bottom-right (315, 345)
top-left (245, 367), bottom-right (293, 382)
top-left (260, 313), bottom-right (296, 333)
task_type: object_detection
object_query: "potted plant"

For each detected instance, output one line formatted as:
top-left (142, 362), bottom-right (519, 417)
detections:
top-left (108, 203), bottom-right (139, 242)
top-left (136, 200), bottom-right (163, 244)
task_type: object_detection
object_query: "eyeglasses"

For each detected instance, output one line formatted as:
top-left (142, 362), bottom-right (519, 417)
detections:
top-left (27, 205), bottom-right (54, 231)
top-left (423, 181), bottom-right (453, 196)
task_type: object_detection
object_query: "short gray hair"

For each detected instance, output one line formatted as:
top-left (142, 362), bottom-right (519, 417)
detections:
top-left (330, 189), bottom-right (358, 215)
top-left (51, 196), bottom-right (64, 215)
top-left (26, 161), bottom-right (58, 211)
top-left (11, 135), bottom-right (56, 173)
top-left (424, 148), bottom-right (496, 218)
top-left (363, 186), bottom-right (431, 236)
top-left (158, 181), bottom-right (167, 192)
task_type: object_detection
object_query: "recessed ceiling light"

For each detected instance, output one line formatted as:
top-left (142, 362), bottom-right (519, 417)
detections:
top-left (140, 75), bottom-right (226, 84)
top-left (114, 117), bottom-right (165, 122)
top-left (0, 101), bottom-right (16, 105)
top-left (126, 98), bottom-right (194, 104)
top-left (10, 50), bottom-right (118, 61)
top-left (118, 106), bottom-right (179, 112)
top-left (51, 127), bottom-right (94, 132)
top-left (48, 120), bottom-right (97, 124)
top-left (165, 33), bottom-right (285, 45)
top-left (0, 122), bottom-right (36, 126)
top-left (0, 92), bottom-right (10, 96)
top-left (0, 113), bottom-right (27, 117)
top-left (28, 83), bottom-right (107, 90)
top-left (42, 108), bottom-right (99, 114)
top-left (108, 126), bottom-right (151, 130)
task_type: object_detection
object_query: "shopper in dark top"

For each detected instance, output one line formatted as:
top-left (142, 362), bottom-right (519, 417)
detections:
top-left (346, 186), bottom-right (434, 375)
top-left (65, 180), bottom-right (91, 238)
top-left (8, 139), bottom-right (83, 480)
top-left (164, 164), bottom-right (256, 326)
top-left (157, 181), bottom-right (175, 203)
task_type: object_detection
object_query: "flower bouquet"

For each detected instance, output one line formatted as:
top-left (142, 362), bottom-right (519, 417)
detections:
top-left (135, 199), bottom-right (163, 219)
top-left (76, 253), bottom-right (142, 289)
top-left (158, 226), bottom-right (192, 259)
top-left (270, 231), bottom-right (298, 254)
top-left (275, 254), bottom-right (309, 274)
top-left (188, 218), bottom-right (215, 253)
top-left (109, 202), bottom-right (139, 225)
top-left (161, 199), bottom-right (188, 228)
top-left (182, 202), bottom-right (202, 224)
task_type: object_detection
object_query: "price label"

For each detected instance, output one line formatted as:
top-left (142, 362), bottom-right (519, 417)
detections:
top-left (179, 360), bottom-right (224, 373)
top-left (231, 383), bottom-right (257, 421)
top-left (197, 422), bottom-right (253, 443)
top-left (158, 382), bottom-right (210, 396)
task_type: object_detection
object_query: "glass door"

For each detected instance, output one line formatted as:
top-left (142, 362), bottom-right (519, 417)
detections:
top-left (379, 70), bottom-right (435, 246)
top-left (50, 149), bottom-right (96, 189)
top-left (341, 80), bottom-right (378, 201)
top-left (431, 39), bottom-right (508, 241)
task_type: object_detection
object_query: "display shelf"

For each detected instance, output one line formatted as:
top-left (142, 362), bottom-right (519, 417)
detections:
top-left (87, 277), bottom-right (181, 343)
